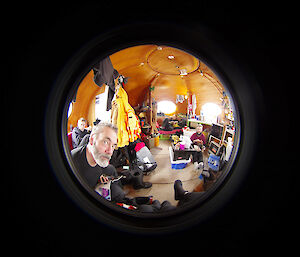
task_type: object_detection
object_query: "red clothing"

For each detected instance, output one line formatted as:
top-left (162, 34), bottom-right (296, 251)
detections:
top-left (134, 142), bottom-right (145, 152)
top-left (190, 132), bottom-right (206, 145)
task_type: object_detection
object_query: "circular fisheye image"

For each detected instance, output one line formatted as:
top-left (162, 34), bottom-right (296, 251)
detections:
top-left (65, 45), bottom-right (239, 216)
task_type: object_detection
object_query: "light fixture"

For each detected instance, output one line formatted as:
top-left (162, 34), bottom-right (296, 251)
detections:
top-left (180, 69), bottom-right (187, 75)
top-left (168, 55), bottom-right (175, 60)
top-left (157, 100), bottom-right (176, 114)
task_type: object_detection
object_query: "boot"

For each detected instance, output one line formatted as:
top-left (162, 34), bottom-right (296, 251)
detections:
top-left (133, 196), bottom-right (153, 205)
top-left (131, 168), bottom-right (152, 189)
top-left (174, 180), bottom-right (188, 200)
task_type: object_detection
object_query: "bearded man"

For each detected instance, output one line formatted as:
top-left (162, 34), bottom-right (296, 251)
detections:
top-left (71, 122), bottom-right (126, 201)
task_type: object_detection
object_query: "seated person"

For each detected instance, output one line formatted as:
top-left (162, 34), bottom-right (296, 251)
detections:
top-left (72, 117), bottom-right (91, 148)
top-left (161, 117), bottom-right (174, 131)
top-left (177, 116), bottom-right (187, 128)
top-left (77, 118), bottom-right (102, 148)
top-left (71, 122), bottom-right (152, 206)
top-left (71, 122), bottom-right (124, 200)
top-left (190, 124), bottom-right (208, 176)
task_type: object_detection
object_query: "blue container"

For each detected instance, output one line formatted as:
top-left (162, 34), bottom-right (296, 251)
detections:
top-left (171, 163), bottom-right (188, 169)
top-left (208, 154), bottom-right (220, 171)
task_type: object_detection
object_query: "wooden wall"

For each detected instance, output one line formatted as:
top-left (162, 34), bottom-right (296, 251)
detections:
top-left (67, 45), bottom-right (224, 133)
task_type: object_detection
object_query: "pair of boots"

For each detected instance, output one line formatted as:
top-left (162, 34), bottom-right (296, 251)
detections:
top-left (122, 167), bottom-right (152, 189)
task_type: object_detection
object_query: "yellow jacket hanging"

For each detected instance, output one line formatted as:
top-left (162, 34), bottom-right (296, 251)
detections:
top-left (111, 87), bottom-right (141, 147)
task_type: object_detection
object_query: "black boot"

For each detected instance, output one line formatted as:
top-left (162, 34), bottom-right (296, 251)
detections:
top-left (174, 180), bottom-right (188, 200)
top-left (132, 196), bottom-right (153, 205)
top-left (131, 168), bottom-right (152, 189)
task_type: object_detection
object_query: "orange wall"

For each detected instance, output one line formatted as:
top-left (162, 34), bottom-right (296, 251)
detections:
top-left (67, 70), bottom-right (105, 132)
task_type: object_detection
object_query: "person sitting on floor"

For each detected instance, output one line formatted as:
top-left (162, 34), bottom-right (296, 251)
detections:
top-left (71, 121), bottom-right (153, 207)
top-left (72, 117), bottom-right (91, 149)
top-left (190, 124), bottom-right (209, 177)
top-left (161, 117), bottom-right (174, 131)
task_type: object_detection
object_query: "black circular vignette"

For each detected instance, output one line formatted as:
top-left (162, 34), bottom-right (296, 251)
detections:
top-left (6, 2), bottom-right (296, 255)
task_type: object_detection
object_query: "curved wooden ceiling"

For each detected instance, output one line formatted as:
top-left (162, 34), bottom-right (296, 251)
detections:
top-left (68, 44), bottom-right (225, 128)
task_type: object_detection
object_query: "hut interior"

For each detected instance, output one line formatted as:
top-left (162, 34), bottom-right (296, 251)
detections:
top-left (67, 45), bottom-right (236, 206)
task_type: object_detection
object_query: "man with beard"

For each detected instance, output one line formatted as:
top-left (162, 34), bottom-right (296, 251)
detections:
top-left (71, 122), bottom-right (126, 202)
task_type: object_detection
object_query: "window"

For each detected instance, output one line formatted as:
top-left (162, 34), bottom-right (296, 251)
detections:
top-left (201, 103), bottom-right (221, 124)
top-left (157, 100), bottom-right (176, 114)
top-left (67, 102), bottom-right (73, 118)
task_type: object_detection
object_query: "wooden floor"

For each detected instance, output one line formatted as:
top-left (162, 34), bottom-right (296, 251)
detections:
top-left (124, 140), bottom-right (206, 206)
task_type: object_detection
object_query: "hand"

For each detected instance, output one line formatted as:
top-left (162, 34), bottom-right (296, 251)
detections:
top-left (194, 145), bottom-right (200, 151)
top-left (99, 175), bottom-right (110, 184)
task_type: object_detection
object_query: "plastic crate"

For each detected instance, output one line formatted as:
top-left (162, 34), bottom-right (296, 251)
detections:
top-left (169, 146), bottom-right (190, 170)
top-left (171, 162), bottom-right (188, 169)
top-left (208, 154), bottom-right (220, 171)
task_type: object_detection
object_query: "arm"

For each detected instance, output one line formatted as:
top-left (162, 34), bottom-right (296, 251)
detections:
top-left (200, 134), bottom-right (206, 145)
top-left (190, 133), bottom-right (196, 142)
top-left (190, 133), bottom-right (201, 144)
top-left (72, 128), bottom-right (82, 148)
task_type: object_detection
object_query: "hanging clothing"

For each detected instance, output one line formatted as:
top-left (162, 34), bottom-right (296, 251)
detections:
top-left (111, 87), bottom-right (141, 148)
top-left (92, 57), bottom-right (119, 111)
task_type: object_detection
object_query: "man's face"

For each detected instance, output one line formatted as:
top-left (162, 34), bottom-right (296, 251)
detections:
top-left (89, 127), bottom-right (118, 167)
top-left (196, 126), bottom-right (203, 134)
top-left (78, 120), bottom-right (86, 131)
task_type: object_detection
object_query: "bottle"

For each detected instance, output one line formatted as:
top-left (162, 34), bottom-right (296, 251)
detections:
top-left (225, 137), bottom-right (233, 161)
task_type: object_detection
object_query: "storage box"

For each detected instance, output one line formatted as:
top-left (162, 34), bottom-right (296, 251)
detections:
top-left (149, 137), bottom-right (155, 148)
top-left (172, 162), bottom-right (188, 169)
top-left (169, 146), bottom-right (191, 170)
top-left (144, 137), bottom-right (155, 149)
top-left (208, 154), bottom-right (220, 171)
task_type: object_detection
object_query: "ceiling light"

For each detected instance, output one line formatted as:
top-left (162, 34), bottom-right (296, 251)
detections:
top-left (180, 69), bottom-right (187, 75)
top-left (168, 55), bottom-right (175, 60)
